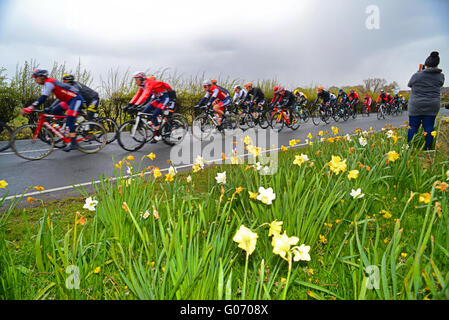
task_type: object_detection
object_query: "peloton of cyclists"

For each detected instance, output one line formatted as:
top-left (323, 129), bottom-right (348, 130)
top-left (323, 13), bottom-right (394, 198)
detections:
top-left (22, 69), bottom-right (86, 152)
top-left (315, 87), bottom-right (337, 111)
top-left (348, 89), bottom-right (360, 115)
top-left (245, 83), bottom-right (266, 112)
top-left (293, 90), bottom-right (308, 107)
top-left (62, 74), bottom-right (100, 121)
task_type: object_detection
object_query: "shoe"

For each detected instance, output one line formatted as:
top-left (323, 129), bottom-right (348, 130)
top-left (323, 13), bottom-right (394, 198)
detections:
top-left (151, 135), bottom-right (162, 144)
top-left (62, 141), bottom-right (78, 152)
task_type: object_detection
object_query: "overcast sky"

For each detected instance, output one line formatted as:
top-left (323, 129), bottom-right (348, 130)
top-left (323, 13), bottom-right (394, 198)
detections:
top-left (0, 0), bottom-right (447, 90)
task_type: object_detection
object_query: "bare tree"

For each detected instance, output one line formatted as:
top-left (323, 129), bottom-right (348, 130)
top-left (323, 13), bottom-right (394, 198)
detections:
top-left (363, 78), bottom-right (387, 93)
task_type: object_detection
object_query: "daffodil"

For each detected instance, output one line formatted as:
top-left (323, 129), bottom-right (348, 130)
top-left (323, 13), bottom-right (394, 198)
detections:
top-left (386, 130), bottom-right (394, 138)
top-left (328, 156), bottom-right (347, 175)
top-left (33, 186), bottom-right (45, 192)
top-left (146, 153), bottom-right (156, 160)
top-left (215, 171), bottom-right (226, 184)
top-left (350, 188), bottom-right (365, 199)
top-left (244, 136), bottom-right (253, 145)
top-left (83, 197), bottom-right (98, 211)
top-left (347, 170), bottom-right (359, 180)
top-left (0, 180), bottom-right (8, 189)
top-left (230, 156), bottom-right (239, 164)
top-left (257, 187), bottom-right (276, 205)
top-left (254, 162), bottom-right (262, 171)
top-left (94, 267), bottom-right (101, 274)
top-left (248, 191), bottom-right (258, 199)
top-left (272, 231), bottom-right (299, 261)
top-left (153, 168), bottom-right (162, 179)
top-left (127, 155), bottom-right (135, 161)
top-left (331, 126), bottom-right (339, 136)
top-left (281, 145), bottom-right (288, 152)
top-left (319, 235), bottom-right (327, 244)
top-left (248, 145), bottom-right (261, 157)
top-left (168, 166), bottom-right (177, 176)
top-left (292, 244), bottom-right (311, 261)
top-left (381, 210), bottom-right (392, 219)
top-left (186, 175), bottom-right (192, 183)
top-left (289, 139), bottom-right (297, 147)
top-left (194, 155), bottom-right (205, 169)
top-left (419, 193), bottom-right (431, 204)
top-left (387, 151), bottom-right (400, 162)
top-left (307, 133), bottom-right (313, 139)
top-left (431, 131), bottom-right (437, 137)
top-left (142, 210), bottom-right (150, 219)
top-left (165, 173), bottom-right (174, 182)
top-left (268, 220), bottom-right (283, 237)
top-left (233, 225), bottom-right (258, 256)
top-left (359, 137), bottom-right (367, 147)
top-left (293, 154), bottom-right (309, 166)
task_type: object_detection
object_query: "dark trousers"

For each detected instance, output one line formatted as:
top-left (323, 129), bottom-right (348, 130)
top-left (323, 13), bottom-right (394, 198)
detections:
top-left (407, 115), bottom-right (436, 148)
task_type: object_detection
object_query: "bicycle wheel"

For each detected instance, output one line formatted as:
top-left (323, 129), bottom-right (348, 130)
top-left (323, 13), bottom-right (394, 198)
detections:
top-left (222, 113), bottom-right (240, 136)
top-left (118, 120), bottom-right (148, 151)
top-left (312, 109), bottom-right (321, 126)
top-left (76, 121), bottom-right (107, 154)
top-left (11, 124), bottom-right (54, 160)
top-left (301, 109), bottom-right (310, 123)
top-left (0, 122), bottom-right (13, 152)
top-left (332, 109), bottom-right (340, 122)
top-left (160, 118), bottom-right (187, 146)
top-left (287, 111), bottom-right (301, 130)
top-left (192, 114), bottom-right (214, 140)
top-left (258, 112), bottom-right (270, 129)
top-left (322, 109), bottom-right (331, 124)
top-left (362, 106), bottom-right (370, 117)
top-left (239, 112), bottom-right (255, 131)
top-left (377, 105), bottom-right (385, 120)
top-left (270, 111), bottom-right (284, 132)
top-left (98, 117), bottom-right (119, 144)
top-left (172, 113), bottom-right (189, 131)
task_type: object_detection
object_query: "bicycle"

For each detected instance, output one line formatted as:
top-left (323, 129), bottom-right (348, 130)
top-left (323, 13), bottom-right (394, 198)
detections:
top-left (10, 110), bottom-right (107, 160)
top-left (192, 105), bottom-right (239, 140)
top-left (118, 109), bottom-right (188, 151)
top-left (361, 102), bottom-right (371, 117)
top-left (236, 101), bottom-right (256, 132)
top-left (295, 103), bottom-right (310, 123)
top-left (0, 121), bottom-right (13, 152)
top-left (376, 103), bottom-right (387, 120)
top-left (349, 100), bottom-right (358, 119)
top-left (312, 103), bottom-right (331, 125)
top-left (80, 110), bottom-right (119, 144)
top-left (269, 106), bottom-right (301, 132)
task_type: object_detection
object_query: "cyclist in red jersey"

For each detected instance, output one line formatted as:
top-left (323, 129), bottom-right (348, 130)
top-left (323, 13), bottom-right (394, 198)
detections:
top-left (363, 94), bottom-right (372, 113)
top-left (127, 72), bottom-right (174, 142)
top-left (376, 90), bottom-right (394, 104)
top-left (21, 69), bottom-right (86, 152)
top-left (199, 81), bottom-right (231, 126)
top-left (348, 89), bottom-right (360, 115)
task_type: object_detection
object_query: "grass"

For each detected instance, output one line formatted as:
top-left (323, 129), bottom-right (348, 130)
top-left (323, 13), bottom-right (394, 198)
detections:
top-left (1, 122), bottom-right (449, 300)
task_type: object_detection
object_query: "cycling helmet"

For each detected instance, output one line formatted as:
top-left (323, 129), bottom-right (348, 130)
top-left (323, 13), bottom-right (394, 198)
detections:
top-left (234, 86), bottom-right (241, 91)
top-left (203, 80), bottom-right (212, 87)
top-left (380, 89), bottom-right (385, 93)
top-left (279, 87), bottom-right (285, 93)
top-left (211, 79), bottom-right (218, 85)
top-left (293, 89), bottom-right (300, 96)
top-left (62, 74), bottom-right (75, 82)
top-left (317, 86), bottom-right (323, 93)
top-left (273, 86), bottom-right (279, 93)
top-left (338, 89), bottom-right (343, 93)
top-left (245, 82), bottom-right (253, 89)
top-left (133, 71), bottom-right (146, 79)
top-left (31, 69), bottom-right (49, 78)
top-left (149, 76), bottom-right (156, 81)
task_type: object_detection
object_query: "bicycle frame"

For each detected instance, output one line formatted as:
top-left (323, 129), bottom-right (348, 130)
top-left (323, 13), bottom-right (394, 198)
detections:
top-left (34, 114), bottom-right (72, 143)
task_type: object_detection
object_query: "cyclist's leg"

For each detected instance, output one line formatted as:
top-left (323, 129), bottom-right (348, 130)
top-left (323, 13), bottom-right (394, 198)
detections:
top-left (63, 96), bottom-right (84, 151)
top-left (86, 99), bottom-right (100, 121)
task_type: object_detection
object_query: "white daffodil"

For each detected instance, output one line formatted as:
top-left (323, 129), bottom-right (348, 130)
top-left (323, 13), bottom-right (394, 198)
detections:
top-left (83, 197), bottom-right (98, 211)
top-left (254, 162), bottom-right (262, 171)
top-left (257, 187), bottom-right (276, 205)
top-left (261, 166), bottom-right (272, 175)
top-left (359, 137), bottom-right (367, 147)
top-left (168, 166), bottom-right (177, 176)
top-left (292, 244), bottom-right (311, 262)
top-left (142, 210), bottom-right (150, 219)
top-left (362, 130), bottom-right (369, 137)
top-left (386, 130), bottom-right (394, 138)
top-left (126, 167), bottom-right (132, 175)
top-left (194, 155), bottom-right (205, 169)
top-left (344, 134), bottom-right (352, 142)
top-left (350, 188), bottom-right (365, 199)
top-left (186, 175), bottom-right (192, 183)
top-left (215, 171), bottom-right (226, 184)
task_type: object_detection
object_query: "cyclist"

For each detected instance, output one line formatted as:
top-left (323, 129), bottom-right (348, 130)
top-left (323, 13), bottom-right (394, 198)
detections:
top-left (348, 89), bottom-right (360, 115)
top-left (199, 80), bottom-right (231, 126)
top-left (126, 71), bottom-right (174, 143)
top-left (278, 87), bottom-right (296, 112)
top-left (62, 74), bottom-right (100, 121)
top-left (271, 86), bottom-right (282, 107)
top-left (232, 85), bottom-right (249, 105)
top-left (211, 79), bottom-right (230, 96)
top-left (293, 89), bottom-right (308, 107)
top-left (363, 94), bottom-right (372, 113)
top-left (22, 69), bottom-right (86, 152)
top-left (376, 90), bottom-right (394, 113)
top-left (245, 83), bottom-right (265, 112)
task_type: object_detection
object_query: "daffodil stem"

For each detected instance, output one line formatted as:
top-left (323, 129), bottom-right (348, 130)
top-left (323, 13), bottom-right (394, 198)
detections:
top-left (242, 253), bottom-right (249, 300)
top-left (282, 259), bottom-right (292, 300)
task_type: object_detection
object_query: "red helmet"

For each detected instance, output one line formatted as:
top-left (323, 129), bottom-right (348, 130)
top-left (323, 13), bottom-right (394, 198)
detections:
top-left (133, 71), bottom-right (146, 79)
top-left (317, 86), bottom-right (323, 93)
top-left (273, 86), bottom-right (279, 93)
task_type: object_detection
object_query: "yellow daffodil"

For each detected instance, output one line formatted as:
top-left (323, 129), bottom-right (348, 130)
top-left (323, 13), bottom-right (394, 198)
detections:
top-left (431, 131), bottom-right (437, 137)
top-left (230, 156), bottom-right (239, 165)
top-left (94, 267), bottom-right (101, 274)
top-left (33, 186), bottom-right (45, 192)
top-left (419, 193), bottom-right (431, 204)
top-left (401, 252), bottom-right (407, 259)
top-left (268, 220), bottom-right (283, 237)
top-left (307, 133), bottom-right (313, 139)
top-left (317, 131), bottom-right (324, 137)
top-left (248, 145), bottom-right (261, 157)
top-left (146, 153), bottom-right (156, 160)
top-left (26, 197), bottom-right (36, 205)
top-left (328, 156), bottom-right (347, 175)
top-left (233, 225), bottom-right (258, 256)
top-left (244, 136), bottom-right (253, 145)
top-left (153, 168), bottom-right (162, 179)
top-left (127, 155), bottom-right (135, 161)
top-left (293, 154), bottom-right (309, 166)
top-left (281, 145), bottom-right (288, 152)
top-left (0, 180), bottom-right (8, 189)
top-left (165, 173), bottom-right (174, 182)
top-left (387, 151), bottom-right (400, 162)
top-left (347, 170), bottom-right (359, 180)
top-left (319, 235), bottom-right (327, 244)
top-left (248, 191), bottom-right (259, 199)
top-left (381, 210), bottom-right (392, 219)
top-left (331, 126), bottom-right (339, 136)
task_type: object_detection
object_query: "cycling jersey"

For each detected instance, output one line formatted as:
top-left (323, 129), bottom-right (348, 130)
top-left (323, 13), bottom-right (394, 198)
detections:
top-left (32, 78), bottom-right (79, 107)
top-left (279, 90), bottom-right (296, 108)
top-left (271, 93), bottom-right (281, 105)
top-left (233, 88), bottom-right (248, 104)
top-left (376, 93), bottom-right (394, 104)
top-left (199, 85), bottom-right (229, 106)
top-left (296, 93), bottom-right (308, 105)
top-left (349, 92), bottom-right (359, 101)
top-left (70, 81), bottom-right (100, 105)
top-left (315, 90), bottom-right (331, 104)
top-left (248, 87), bottom-right (265, 104)
top-left (338, 91), bottom-right (350, 104)
top-left (130, 78), bottom-right (173, 106)
top-left (363, 96), bottom-right (372, 105)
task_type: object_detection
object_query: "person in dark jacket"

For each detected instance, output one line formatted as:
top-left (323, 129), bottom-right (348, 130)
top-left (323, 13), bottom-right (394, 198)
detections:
top-left (407, 51), bottom-right (445, 150)
top-left (62, 74), bottom-right (100, 121)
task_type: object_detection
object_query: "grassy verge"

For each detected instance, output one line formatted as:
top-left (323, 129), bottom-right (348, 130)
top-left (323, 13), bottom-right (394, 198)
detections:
top-left (1, 123), bottom-right (449, 300)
